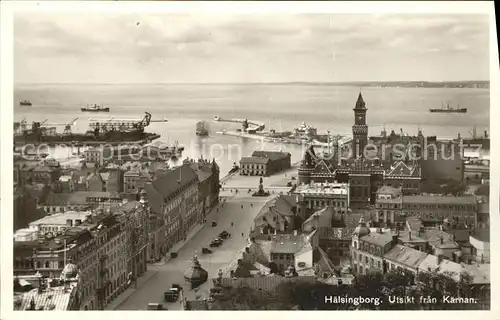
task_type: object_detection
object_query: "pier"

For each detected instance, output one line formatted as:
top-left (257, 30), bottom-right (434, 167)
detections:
top-left (213, 117), bottom-right (265, 131)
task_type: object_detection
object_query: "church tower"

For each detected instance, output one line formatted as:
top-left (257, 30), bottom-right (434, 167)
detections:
top-left (352, 92), bottom-right (368, 159)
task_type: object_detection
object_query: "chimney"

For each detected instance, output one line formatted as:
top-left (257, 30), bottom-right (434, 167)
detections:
top-left (408, 232), bottom-right (412, 240)
top-left (392, 232), bottom-right (399, 244)
top-left (440, 237), bottom-right (444, 244)
top-left (66, 219), bottom-right (73, 227)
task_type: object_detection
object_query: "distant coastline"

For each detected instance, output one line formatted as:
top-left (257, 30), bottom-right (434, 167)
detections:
top-left (15, 81), bottom-right (489, 89)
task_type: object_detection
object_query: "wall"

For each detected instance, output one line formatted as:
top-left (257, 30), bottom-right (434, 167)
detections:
top-left (295, 248), bottom-right (313, 272)
top-left (469, 236), bottom-right (490, 263)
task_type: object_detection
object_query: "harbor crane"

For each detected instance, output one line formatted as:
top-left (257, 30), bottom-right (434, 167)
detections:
top-left (88, 112), bottom-right (153, 134)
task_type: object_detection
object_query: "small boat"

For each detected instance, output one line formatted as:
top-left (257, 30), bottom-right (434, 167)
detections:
top-left (429, 103), bottom-right (467, 113)
top-left (213, 116), bottom-right (221, 121)
top-left (81, 104), bottom-right (110, 112)
top-left (20, 100), bottom-right (32, 106)
top-left (196, 121), bottom-right (209, 136)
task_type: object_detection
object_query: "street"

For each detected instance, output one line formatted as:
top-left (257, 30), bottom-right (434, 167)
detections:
top-left (115, 191), bottom-right (271, 310)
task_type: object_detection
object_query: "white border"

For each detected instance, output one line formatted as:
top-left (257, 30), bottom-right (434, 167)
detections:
top-left (1, 1), bottom-right (498, 320)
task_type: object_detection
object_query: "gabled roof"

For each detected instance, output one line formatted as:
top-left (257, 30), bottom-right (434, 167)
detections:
top-left (360, 232), bottom-right (393, 247)
top-left (384, 244), bottom-right (428, 270)
top-left (386, 160), bottom-right (420, 177)
top-left (254, 195), bottom-right (295, 227)
top-left (418, 255), bottom-right (465, 282)
top-left (151, 165), bottom-right (198, 200)
top-left (314, 159), bottom-right (333, 174)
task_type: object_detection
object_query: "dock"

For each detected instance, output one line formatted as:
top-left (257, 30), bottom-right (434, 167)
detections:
top-left (213, 117), bottom-right (265, 131)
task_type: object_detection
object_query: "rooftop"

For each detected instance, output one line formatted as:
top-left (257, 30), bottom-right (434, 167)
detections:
top-left (251, 150), bottom-right (291, 161)
top-left (471, 228), bottom-right (490, 243)
top-left (29, 211), bottom-right (92, 226)
top-left (360, 232), bottom-right (393, 247)
top-left (418, 255), bottom-right (465, 282)
top-left (270, 234), bottom-right (309, 254)
top-left (377, 185), bottom-right (402, 195)
top-left (14, 281), bottom-right (78, 310)
top-left (384, 244), bottom-right (428, 270)
top-left (403, 195), bottom-right (477, 205)
top-left (295, 181), bottom-right (349, 196)
top-left (240, 156), bottom-right (270, 164)
top-left (464, 264), bottom-right (490, 284)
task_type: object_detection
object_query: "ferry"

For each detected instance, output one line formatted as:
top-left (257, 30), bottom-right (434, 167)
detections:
top-left (20, 100), bottom-right (32, 106)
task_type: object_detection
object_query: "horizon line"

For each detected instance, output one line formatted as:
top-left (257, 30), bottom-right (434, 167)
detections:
top-left (14, 80), bottom-right (490, 85)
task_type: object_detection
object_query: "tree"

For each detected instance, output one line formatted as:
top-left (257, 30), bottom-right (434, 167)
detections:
top-left (210, 285), bottom-right (286, 310)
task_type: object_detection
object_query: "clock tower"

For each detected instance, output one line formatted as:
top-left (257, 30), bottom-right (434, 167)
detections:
top-left (352, 92), bottom-right (368, 159)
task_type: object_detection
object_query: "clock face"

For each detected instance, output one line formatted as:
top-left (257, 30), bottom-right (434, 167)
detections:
top-left (357, 116), bottom-right (363, 121)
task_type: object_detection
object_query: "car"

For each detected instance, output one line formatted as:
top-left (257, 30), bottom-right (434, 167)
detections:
top-left (211, 221), bottom-right (217, 227)
top-left (209, 241), bottom-right (220, 248)
top-left (147, 303), bottom-right (165, 310)
top-left (202, 247), bottom-right (213, 254)
top-left (171, 284), bottom-right (183, 291)
top-left (219, 231), bottom-right (229, 239)
top-left (164, 288), bottom-right (180, 302)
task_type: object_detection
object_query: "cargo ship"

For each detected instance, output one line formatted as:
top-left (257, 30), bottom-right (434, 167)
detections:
top-left (14, 112), bottom-right (160, 146)
top-left (429, 103), bottom-right (467, 113)
top-left (20, 100), bottom-right (32, 106)
top-left (81, 104), bottom-right (110, 112)
top-left (196, 121), bottom-right (209, 136)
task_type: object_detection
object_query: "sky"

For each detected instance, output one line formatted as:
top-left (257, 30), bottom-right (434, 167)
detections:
top-left (14, 13), bottom-right (490, 84)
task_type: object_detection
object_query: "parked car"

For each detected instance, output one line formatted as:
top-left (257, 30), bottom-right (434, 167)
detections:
top-left (212, 221), bottom-right (217, 227)
top-left (164, 288), bottom-right (180, 302)
top-left (170, 252), bottom-right (178, 259)
top-left (172, 284), bottom-right (183, 291)
top-left (202, 247), bottom-right (213, 254)
top-left (147, 303), bottom-right (165, 310)
top-left (219, 230), bottom-right (229, 239)
top-left (209, 241), bottom-right (220, 248)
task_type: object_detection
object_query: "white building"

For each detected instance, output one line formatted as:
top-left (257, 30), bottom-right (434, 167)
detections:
top-left (28, 211), bottom-right (92, 234)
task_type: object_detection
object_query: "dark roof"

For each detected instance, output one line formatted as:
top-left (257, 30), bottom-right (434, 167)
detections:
top-left (447, 229), bottom-right (472, 242)
top-left (360, 232), bottom-right (392, 247)
top-left (151, 165), bottom-right (198, 200)
top-left (185, 300), bottom-right (209, 310)
top-left (471, 228), bottom-right (490, 242)
top-left (353, 92), bottom-right (366, 110)
top-left (42, 193), bottom-right (73, 206)
top-left (403, 195), bottom-right (477, 205)
top-left (240, 156), bottom-right (270, 164)
top-left (251, 151), bottom-right (291, 161)
top-left (384, 244), bottom-right (428, 269)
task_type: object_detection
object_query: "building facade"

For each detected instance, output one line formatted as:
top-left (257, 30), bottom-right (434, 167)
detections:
top-left (144, 163), bottom-right (200, 261)
top-left (240, 151), bottom-right (291, 176)
top-left (294, 181), bottom-right (349, 219)
top-left (13, 206), bottom-right (149, 310)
